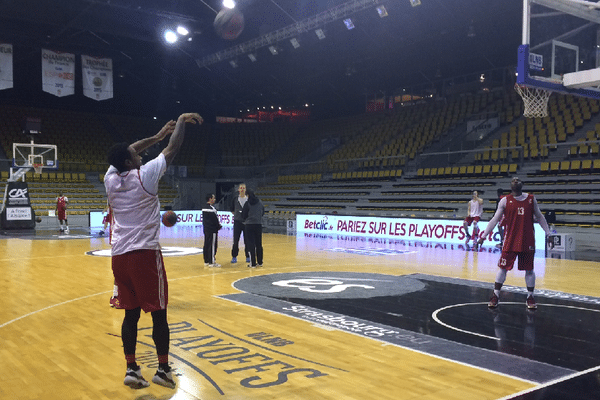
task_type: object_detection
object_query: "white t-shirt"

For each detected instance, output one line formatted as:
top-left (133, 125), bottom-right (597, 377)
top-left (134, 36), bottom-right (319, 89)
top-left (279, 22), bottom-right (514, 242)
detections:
top-left (469, 198), bottom-right (483, 218)
top-left (104, 153), bottom-right (166, 255)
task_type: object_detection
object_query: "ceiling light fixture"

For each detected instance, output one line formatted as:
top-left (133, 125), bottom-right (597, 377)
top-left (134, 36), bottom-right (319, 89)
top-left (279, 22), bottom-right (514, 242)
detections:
top-left (376, 6), bottom-right (388, 17)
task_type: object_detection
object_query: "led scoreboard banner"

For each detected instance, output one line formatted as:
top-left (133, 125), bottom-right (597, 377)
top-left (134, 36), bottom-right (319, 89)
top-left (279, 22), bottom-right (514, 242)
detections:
top-left (296, 214), bottom-right (547, 250)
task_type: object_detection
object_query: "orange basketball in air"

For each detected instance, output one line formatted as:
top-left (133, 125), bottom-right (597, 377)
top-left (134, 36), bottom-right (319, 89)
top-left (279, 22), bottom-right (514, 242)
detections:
top-left (162, 210), bottom-right (178, 227)
top-left (214, 8), bottom-right (245, 40)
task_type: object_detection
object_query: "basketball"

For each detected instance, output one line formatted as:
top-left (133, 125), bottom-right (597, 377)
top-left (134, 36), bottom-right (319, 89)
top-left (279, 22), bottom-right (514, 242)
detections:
top-left (162, 210), bottom-right (178, 227)
top-left (35, 216), bottom-right (42, 223)
top-left (214, 8), bottom-right (244, 40)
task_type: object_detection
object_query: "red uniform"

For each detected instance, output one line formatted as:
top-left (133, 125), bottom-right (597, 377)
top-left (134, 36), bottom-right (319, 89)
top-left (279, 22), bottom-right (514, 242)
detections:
top-left (499, 193), bottom-right (536, 271)
top-left (56, 196), bottom-right (68, 221)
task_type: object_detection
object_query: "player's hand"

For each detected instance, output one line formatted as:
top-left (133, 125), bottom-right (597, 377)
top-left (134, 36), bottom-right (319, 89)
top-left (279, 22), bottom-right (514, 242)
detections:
top-left (156, 120), bottom-right (176, 140)
top-left (179, 113), bottom-right (203, 125)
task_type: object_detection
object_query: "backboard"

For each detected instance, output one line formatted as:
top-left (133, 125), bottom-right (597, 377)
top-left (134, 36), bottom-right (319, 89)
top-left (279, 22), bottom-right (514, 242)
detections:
top-left (12, 142), bottom-right (58, 171)
top-left (517, 0), bottom-right (600, 99)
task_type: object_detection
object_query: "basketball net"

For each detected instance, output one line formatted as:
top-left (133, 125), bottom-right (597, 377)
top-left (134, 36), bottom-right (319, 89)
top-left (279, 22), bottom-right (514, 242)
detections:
top-left (32, 163), bottom-right (43, 175)
top-left (514, 83), bottom-right (551, 118)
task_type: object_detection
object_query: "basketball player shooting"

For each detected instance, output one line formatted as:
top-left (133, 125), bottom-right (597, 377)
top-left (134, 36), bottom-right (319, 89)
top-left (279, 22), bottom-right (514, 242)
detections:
top-left (105, 112), bottom-right (202, 390)
top-left (477, 177), bottom-right (553, 309)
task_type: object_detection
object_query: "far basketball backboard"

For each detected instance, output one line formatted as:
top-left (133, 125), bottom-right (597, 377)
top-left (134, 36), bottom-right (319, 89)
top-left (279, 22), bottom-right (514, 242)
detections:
top-left (12, 142), bottom-right (58, 170)
top-left (517, 0), bottom-right (600, 99)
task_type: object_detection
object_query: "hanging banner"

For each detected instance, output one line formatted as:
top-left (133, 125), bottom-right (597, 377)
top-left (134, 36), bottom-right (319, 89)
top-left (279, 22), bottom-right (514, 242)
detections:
top-left (81, 55), bottom-right (113, 101)
top-left (0, 43), bottom-right (13, 90)
top-left (41, 49), bottom-right (75, 97)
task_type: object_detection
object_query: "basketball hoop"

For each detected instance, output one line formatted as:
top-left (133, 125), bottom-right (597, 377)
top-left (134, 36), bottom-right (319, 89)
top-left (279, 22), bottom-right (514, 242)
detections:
top-left (32, 163), bottom-right (43, 175)
top-left (514, 83), bottom-right (551, 118)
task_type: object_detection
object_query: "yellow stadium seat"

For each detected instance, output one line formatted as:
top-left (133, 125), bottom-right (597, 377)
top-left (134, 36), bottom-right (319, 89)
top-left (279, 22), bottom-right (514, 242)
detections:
top-left (570, 160), bottom-right (581, 174)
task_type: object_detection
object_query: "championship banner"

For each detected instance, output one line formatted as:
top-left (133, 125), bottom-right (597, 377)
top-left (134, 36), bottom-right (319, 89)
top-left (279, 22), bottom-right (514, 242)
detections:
top-left (0, 43), bottom-right (13, 90)
top-left (81, 55), bottom-right (113, 101)
top-left (296, 214), bottom-right (547, 250)
top-left (41, 49), bottom-right (75, 97)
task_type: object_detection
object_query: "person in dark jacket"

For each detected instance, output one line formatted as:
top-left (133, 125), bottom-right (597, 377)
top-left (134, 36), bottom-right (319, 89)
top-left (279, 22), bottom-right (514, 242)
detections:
top-left (202, 193), bottom-right (222, 267)
top-left (241, 188), bottom-right (264, 268)
top-left (229, 183), bottom-right (249, 264)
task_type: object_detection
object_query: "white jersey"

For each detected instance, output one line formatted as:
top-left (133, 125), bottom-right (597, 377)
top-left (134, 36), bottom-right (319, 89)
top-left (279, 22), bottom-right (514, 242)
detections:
top-left (104, 153), bottom-right (166, 256)
top-left (469, 198), bottom-right (483, 218)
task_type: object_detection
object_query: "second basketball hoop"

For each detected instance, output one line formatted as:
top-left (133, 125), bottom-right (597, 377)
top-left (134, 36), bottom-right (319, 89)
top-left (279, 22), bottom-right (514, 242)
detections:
top-left (514, 83), bottom-right (552, 118)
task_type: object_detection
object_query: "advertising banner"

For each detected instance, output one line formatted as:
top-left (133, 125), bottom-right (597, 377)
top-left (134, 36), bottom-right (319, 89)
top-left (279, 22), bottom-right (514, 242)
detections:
top-left (41, 49), bottom-right (75, 97)
top-left (1, 182), bottom-right (35, 229)
top-left (90, 210), bottom-right (236, 228)
top-left (296, 214), bottom-right (546, 249)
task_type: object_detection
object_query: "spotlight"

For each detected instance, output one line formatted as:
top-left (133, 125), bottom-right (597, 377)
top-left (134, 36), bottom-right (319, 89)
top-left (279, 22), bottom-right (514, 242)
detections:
top-left (269, 45), bottom-right (278, 55)
top-left (164, 30), bottom-right (177, 44)
top-left (223, 0), bottom-right (236, 9)
top-left (248, 53), bottom-right (257, 62)
top-left (343, 19), bottom-right (355, 30)
top-left (315, 29), bottom-right (325, 40)
top-left (410, 0), bottom-right (421, 6)
top-left (229, 60), bottom-right (238, 68)
top-left (376, 5), bottom-right (388, 17)
top-left (177, 26), bottom-right (189, 36)
top-left (290, 38), bottom-right (300, 49)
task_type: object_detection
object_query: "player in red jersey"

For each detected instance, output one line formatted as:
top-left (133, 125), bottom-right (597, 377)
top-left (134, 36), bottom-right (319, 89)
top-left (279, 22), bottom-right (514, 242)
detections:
top-left (55, 191), bottom-right (69, 233)
top-left (478, 177), bottom-right (552, 309)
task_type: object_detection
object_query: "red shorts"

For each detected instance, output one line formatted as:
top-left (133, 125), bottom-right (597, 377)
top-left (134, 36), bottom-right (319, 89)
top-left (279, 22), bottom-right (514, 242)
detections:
top-left (57, 210), bottom-right (66, 220)
top-left (464, 216), bottom-right (480, 226)
top-left (498, 251), bottom-right (534, 271)
top-left (112, 249), bottom-right (168, 312)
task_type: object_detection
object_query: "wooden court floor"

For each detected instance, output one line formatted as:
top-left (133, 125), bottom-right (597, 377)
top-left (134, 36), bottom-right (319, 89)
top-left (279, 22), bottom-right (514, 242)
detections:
top-left (1, 225), bottom-right (600, 400)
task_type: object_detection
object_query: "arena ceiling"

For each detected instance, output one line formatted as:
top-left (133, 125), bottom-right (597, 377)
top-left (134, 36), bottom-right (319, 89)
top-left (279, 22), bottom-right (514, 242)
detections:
top-left (0, 0), bottom-right (521, 120)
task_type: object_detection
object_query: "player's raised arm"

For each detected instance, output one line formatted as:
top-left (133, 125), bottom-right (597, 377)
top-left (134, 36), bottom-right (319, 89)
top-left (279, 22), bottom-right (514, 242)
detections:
top-left (162, 113), bottom-right (203, 166)
top-left (130, 120), bottom-right (176, 155)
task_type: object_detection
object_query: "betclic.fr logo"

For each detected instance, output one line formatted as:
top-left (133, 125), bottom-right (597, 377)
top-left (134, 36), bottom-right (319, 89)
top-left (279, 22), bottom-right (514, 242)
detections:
top-left (303, 216), bottom-right (333, 231)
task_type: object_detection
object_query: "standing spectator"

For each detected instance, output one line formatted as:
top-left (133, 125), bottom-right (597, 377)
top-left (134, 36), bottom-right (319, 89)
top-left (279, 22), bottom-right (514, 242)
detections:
top-left (56, 191), bottom-right (69, 233)
top-left (203, 193), bottom-right (222, 267)
top-left (478, 177), bottom-right (552, 309)
top-left (230, 183), bottom-right (249, 264)
top-left (463, 190), bottom-right (483, 244)
top-left (242, 188), bottom-right (264, 268)
top-left (105, 112), bottom-right (202, 390)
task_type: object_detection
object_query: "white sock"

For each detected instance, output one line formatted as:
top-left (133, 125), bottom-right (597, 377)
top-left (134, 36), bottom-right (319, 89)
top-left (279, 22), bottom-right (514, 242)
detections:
top-left (113, 285), bottom-right (118, 297)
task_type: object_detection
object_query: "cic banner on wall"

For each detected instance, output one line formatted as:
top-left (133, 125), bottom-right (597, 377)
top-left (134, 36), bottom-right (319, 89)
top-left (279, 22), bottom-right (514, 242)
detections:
top-left (42, 49), bottom-right (75, 97)
top-left (0, 43), bottom-right (13, 90)
top-left (296, 214), bottom-right (546, 250)
top-left (82, 55), bottom-right (113, 101)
